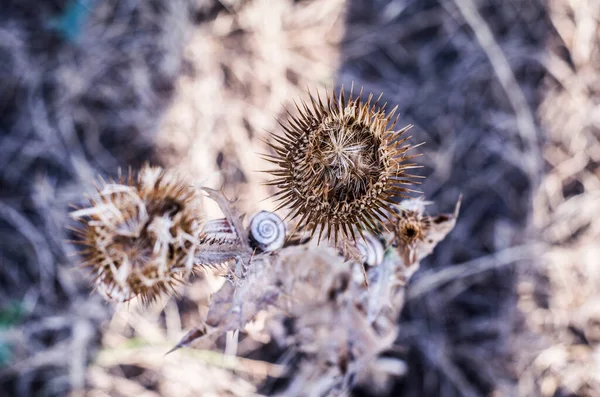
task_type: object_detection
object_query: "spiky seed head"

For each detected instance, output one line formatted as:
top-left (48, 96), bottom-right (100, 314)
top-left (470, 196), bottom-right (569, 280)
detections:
top-left (264, 88), bottom-right (421, 243)
top-left (70, 165), bottom-right (204, 303)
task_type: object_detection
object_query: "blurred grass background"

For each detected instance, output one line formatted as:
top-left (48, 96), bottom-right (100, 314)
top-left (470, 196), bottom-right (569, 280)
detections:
top-left (1, 0), bottom-right (599, 396)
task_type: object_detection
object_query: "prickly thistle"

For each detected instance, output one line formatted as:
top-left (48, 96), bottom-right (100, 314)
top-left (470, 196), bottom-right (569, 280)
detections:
top-left (392, 198), bottom-right (431, 246)
top-left (70, 165), bottom-right (204, 303)
top-left (264, 88), bottom-right (421, 243)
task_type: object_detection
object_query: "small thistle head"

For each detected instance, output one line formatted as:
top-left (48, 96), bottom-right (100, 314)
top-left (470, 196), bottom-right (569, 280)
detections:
top-left (265, 87), bottom-right (421, 243)
top-left (70, 165), bottom-right (204, 303)
top-left (391, 198), bottom-right (432, 247)
top-left (395, 211), bottom-right (430, 246)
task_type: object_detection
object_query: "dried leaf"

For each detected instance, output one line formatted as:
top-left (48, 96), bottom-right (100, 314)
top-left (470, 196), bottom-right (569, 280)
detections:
top-left (166, 326), bottom-right (208, 355)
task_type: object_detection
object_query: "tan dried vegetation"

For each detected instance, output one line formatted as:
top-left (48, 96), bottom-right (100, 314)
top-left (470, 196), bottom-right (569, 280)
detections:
top-left (71, 85), bottom-right (460, 396)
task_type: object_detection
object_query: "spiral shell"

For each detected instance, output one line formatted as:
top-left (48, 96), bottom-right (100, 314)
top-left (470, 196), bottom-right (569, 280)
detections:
top-left (248, 211), bottom-right (286, 252)
top-left (194, 218), bottom-right (245, 276)
top-left (201, 218), bottom-right (238, 244)
top-left (356, 232), bottom-right (385, 267)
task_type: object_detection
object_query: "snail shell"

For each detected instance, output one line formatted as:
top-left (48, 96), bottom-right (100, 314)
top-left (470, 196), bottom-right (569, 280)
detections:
top-left (356, 232), bottom-right (385, 267)
top-left (201, 218), bottom-right (238, 244)
top-left (203, 218), bottom-right (234, 235)
top-left (248, 211), bottom-right (286, 252)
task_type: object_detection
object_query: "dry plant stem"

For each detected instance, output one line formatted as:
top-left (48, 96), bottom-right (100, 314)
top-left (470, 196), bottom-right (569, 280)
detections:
top-left (225, 329), bottom-right (240, 359)
top-left (447, 0), bottom-right (541, 189)
top-left (98, 344), bottom-right (285, 378)
top-left (408, 243), bottom-right (544, 300)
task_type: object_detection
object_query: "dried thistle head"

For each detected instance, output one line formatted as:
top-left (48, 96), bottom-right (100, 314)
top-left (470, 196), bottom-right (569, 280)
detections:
top-left (264, 88), bottom-right (421, 243)
top-left (70, 165), bottom-right (204, 303)
top-left (393, 201), bottom-right (431, 247)
top-left (387, 197), bottom-right (460, 269)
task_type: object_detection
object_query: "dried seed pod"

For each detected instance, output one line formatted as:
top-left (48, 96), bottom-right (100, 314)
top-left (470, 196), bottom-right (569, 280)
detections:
top-left (248, 210), bottom-right (286, 252)
top-left (395, 209), bottom-right (431, 247)
top-left (388, 197), bottom-right (460, 268)
top-left (389, 199), bottom-right (432, 266)
top-left (264, 87), bottom-right (421, 243)
top-left (70, 165), bottom-right (204, 303)
top-left (356, 232), bottom-right (385, 267)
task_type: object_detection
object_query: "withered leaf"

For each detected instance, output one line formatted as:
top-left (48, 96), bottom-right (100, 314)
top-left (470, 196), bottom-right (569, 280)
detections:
top-left (166, 325), bottom-right (208, 355)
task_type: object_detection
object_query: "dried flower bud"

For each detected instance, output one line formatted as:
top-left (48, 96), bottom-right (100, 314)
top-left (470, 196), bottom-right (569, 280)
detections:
top-left (394, 208), bottom-right (431, 247)
top-left (264, 88), bottom-right (421, 243)
top-left (387, 197), bottom-right (460, 269)
top-left (70, 165), bottom-right (204, 303)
